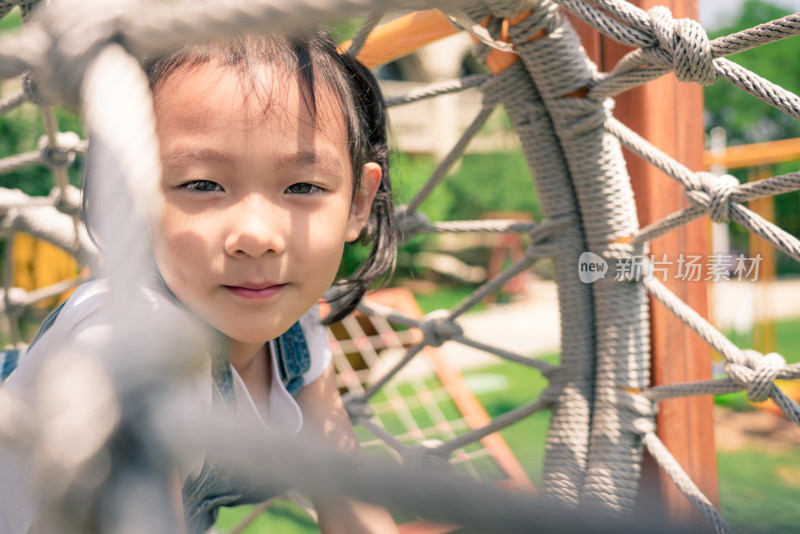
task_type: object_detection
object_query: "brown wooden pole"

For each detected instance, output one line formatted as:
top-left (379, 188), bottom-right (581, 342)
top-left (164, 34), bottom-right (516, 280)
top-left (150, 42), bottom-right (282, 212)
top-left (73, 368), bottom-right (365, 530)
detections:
top-left (568, 0), bottom-right (719, 525)
top-left (749, 166), bottom-right (777, 355)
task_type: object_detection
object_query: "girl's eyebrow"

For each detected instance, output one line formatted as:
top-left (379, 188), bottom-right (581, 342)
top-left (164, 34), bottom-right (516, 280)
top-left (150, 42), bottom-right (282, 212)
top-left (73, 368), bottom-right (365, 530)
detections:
top-left (162, 146), bottom-right (232, 167)
top-left (161, 147), bottom-right (342, 174)
top-left (281, 150), bottom-right (344, 175)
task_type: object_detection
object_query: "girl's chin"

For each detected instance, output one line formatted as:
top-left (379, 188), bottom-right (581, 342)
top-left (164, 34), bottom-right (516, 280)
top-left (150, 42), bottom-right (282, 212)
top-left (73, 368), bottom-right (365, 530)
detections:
top-left (219, 324), bottom-right (289, 345)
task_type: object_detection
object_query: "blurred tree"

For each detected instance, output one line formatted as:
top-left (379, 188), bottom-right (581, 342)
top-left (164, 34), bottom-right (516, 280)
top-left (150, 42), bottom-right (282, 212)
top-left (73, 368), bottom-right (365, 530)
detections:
top-left (0, 6), bottom-right (83, 196)
top-left (0, 105), bottom-right (84, 197)
top-left (704, 0), bottom-right (800, 145)
top-left (339, 150), bottom-right (542, 282)
top-left (704, 0), bottom-right (800, 276)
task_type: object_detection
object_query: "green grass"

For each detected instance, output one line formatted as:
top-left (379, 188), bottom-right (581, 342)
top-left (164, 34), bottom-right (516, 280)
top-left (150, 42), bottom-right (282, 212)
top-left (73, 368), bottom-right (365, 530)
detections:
top-left (718, 447), bottom-right (800, 534)
top-left (0, 7), bottom-right (21, 33)
top-left (712, 316), bottom-right (800, 532)
top-left (215, 500), bottom-right (318, 534)
top-left (776, 317), bottom-right (800, 362)
top-left (410, 284), bottom-right (487, 315)
top-left (725, 317), bottom-right (800, 363)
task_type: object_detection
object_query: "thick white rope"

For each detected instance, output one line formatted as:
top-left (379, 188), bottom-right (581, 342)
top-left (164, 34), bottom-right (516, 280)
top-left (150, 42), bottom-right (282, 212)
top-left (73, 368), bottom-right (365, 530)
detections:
top-left (0, 89), bottom-right (27, 114)
top-left (498, 0), bottom-right (651, 513)
top-left (479, 18), bottom-right (598, 506)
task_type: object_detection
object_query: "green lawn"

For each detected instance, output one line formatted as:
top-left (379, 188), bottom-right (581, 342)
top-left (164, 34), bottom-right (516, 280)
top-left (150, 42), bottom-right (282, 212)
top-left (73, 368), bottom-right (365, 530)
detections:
top-left (0, 7), bottom-right (20, 32)
top-left (713, 319), bottom-right (800, 533)
top-left (718, 447), bottom-right (800, 534)
top-left (726, 316), bottom-right (800, 363)
top-left (463, 359), bottom-right (553, 486)
top-left (411, 284), bottom-right (487, 315)
top-left (216, 500), bottom-right (318, 534)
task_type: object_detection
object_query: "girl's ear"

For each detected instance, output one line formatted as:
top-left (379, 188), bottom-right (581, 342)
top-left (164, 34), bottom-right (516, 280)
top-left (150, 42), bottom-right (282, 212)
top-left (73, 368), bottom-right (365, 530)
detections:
top-left (345, 162), bottom-right (382, 242)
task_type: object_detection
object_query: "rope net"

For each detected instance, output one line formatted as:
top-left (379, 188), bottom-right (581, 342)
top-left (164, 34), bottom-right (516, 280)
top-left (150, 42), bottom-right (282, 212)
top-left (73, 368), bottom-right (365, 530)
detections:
top-left (0, 0), bottom-right (799, 532)
top-left (326, 290), bottom-right (537, 490)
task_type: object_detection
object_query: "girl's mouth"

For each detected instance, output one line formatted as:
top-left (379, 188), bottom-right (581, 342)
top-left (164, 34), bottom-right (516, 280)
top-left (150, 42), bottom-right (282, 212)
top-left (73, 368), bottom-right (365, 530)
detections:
top-left (224, 283), bottom-right (286, 300)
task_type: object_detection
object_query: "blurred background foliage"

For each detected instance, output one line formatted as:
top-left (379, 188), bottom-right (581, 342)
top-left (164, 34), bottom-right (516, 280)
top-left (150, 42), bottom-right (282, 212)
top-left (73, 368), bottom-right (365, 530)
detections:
top-left (0, 8), bottom-right (83, 195)
top-left (704, 0), bottom-right (800, 276)
top-left (705, 0), bottom-right (800, 145)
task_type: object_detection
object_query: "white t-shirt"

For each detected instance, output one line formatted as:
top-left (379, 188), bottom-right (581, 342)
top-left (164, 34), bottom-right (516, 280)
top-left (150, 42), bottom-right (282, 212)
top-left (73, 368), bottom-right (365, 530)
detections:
top-left (0, 279), bottom-right (331, 533)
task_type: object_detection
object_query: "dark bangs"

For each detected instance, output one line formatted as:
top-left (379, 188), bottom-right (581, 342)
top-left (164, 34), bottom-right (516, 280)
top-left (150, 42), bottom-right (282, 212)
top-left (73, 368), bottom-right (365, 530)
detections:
top-left (145, 30), bottom-right (364, 189)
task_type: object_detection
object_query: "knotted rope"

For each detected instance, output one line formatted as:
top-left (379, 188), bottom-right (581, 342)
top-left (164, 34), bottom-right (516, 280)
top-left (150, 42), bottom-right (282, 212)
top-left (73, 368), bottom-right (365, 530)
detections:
top-left (684, 172), bottom-right (740, 223)
top-left (394, 207), bottom-right (431, 242)
top-left (726, 350), bottom-right (787, 404)
top-left (645, 6), bottom-right (715, 86)
top-left (420, 309), bottom-right (463, 348)
top-left (37, 131), bottom-right (82, 169)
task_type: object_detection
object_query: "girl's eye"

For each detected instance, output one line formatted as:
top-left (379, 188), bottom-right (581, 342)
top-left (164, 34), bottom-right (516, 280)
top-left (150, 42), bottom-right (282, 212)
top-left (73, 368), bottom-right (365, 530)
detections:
top-left (286, 182), bottom-right (323, 195)
top-left (182, 180), bottom-right (223, 192)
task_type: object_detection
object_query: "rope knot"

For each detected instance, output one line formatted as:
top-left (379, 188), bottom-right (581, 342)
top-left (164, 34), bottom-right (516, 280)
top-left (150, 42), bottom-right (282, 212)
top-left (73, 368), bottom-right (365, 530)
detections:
top-left (395, 206), bottom-right (430, 241)
top-left (420, 310), bottom-right (462, 347)
top-left (342, 393), bottom-right (373, 422)
top-left (38, 131), bottom-right (81, 169)
top-left (647, 6), bottom-right (716, 86)
top-left (726, 350), bottom-right (786, 403)
top-left (618, 390), bottom-right (657, 435)
top-left (50, 187), bottom-right (82, 217)
top-left (685, 172), bottom-right (739, 223)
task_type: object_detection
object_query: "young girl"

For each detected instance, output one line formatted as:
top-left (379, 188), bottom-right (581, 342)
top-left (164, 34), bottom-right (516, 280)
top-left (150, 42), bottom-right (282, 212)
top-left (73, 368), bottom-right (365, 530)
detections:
top-left (0, 29), bottom-right (399, 534)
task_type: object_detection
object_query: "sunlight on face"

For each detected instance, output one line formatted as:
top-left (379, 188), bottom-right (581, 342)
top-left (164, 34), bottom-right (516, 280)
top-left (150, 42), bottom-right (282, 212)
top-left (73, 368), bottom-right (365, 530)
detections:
top-left (152, 62), bottom-right (370, 361)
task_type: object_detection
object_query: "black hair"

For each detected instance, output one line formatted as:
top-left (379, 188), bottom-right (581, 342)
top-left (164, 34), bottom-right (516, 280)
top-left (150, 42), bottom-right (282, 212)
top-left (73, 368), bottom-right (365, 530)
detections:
top-left (143, 28), bottom-right (396, 324)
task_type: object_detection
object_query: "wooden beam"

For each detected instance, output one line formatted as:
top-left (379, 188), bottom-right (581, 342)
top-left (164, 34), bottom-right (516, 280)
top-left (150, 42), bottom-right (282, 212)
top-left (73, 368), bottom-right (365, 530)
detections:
top-left (749, 166), bottom-right (778, 355)
top-left (703, 137), bottom-right (800, 170)
top-left (571, 1), bottom-right (719, 525)
top-left (340, 10), bottom-right (459, 68)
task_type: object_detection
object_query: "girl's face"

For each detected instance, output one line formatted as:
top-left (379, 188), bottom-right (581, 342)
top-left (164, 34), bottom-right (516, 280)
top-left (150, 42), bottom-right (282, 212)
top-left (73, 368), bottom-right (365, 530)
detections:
top-left (152, 62), bottom-right (379, 352)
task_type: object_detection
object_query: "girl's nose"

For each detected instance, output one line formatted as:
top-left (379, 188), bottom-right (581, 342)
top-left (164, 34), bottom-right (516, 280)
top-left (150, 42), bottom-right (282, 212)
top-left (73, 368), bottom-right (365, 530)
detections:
top-left (224, 197), bottom-right (286, 258)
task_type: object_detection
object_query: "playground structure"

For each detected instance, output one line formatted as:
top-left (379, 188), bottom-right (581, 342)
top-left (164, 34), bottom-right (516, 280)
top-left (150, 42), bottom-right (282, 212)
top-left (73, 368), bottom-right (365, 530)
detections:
top-left (1, 0), bottom-right (800, 533)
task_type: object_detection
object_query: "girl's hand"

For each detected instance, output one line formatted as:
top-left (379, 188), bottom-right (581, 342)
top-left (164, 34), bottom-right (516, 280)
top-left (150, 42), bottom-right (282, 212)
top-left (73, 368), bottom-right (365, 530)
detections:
top-left (296, 363), bottom-right (400, 534)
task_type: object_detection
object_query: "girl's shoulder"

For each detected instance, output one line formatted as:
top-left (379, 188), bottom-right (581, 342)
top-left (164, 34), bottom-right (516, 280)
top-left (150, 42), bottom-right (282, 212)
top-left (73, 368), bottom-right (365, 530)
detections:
top-left (61, 278), bottom-right (187, 322)
top-left (3, 279), bottom-right (202, 392)
top-left (33, 279), bottom-right (190, 345)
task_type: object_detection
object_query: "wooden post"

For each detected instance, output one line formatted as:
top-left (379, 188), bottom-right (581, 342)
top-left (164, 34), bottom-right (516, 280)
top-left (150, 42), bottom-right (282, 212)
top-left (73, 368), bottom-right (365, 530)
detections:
top-left (749, 166), bottom-right (777, 355)
top-left (568, 0), bottom-right (719, 524)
